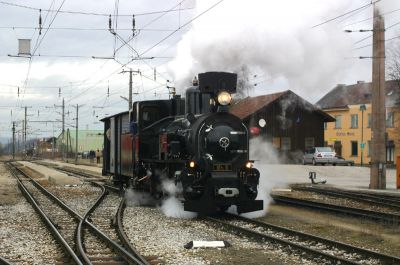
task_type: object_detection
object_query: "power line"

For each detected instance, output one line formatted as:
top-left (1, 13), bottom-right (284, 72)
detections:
top-left (344, 7), bottom-right (400, 27)
top-left (352, 19), bottom-right (400, 45)
top-left (0, 1), bottom-right (194, 17)
top-left (140, 0), bottom-right (226, 56)
top-left (354, 34), bottom-right (400, 50)
top-left (0, 26), bottom-right (190, 32)
top-left (311, 1), bottom-right (380, 28)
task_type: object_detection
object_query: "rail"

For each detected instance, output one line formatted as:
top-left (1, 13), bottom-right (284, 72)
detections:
top-left (272, 194), bottom-right (400, 224)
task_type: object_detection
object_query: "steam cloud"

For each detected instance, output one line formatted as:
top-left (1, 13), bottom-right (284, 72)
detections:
top-left (168, 0), bottom-right (359, 101)
top-left (159, 179), bottom-right (197, 219)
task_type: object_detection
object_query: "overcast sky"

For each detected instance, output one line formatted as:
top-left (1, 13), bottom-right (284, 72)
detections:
top-left (0, 0), bottom-right (399, 142)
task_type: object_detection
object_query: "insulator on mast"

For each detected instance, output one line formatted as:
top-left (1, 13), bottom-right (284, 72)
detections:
top-left (39, 9), bottom-right (42, 35)
top-left (132, 15), bottom-right (136, 36)
top-left (108, 14), bottom-right (112, 31)
top-left (58, 87), bottom-right (61, 97)
top-left (17, 86), bottom-right (19, 97)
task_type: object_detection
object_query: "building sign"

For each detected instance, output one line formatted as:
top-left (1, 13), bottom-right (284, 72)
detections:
top-left (336, 132), bottom-right (355, 136)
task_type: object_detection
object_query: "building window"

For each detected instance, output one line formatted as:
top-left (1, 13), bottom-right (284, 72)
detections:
top-left (305, 137), bottom-right (315, 149)
top-left (281, 137), bottom-right (291, 151)
top-left (386, 112), bottom-right (394, 128)
top-left (387, 140), bottom-right (395, 163)
top-left (367, 141), bottom-right (371, 157)
top-left (350, 114), bottom-right (358, 128)
top-left (351, 141), bottom-right (358, 156)
top-left (324, 122), bottom-right (327, 130)
top-left (367, 113), bottom-right (371, 128)
top-left (334, 115), bottom-right (342, 129)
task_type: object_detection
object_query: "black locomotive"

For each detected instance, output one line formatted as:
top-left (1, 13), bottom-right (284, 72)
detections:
top-left (101, 72), bottom-right (262, 214)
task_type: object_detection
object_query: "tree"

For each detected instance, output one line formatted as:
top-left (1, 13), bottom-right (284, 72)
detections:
top-left (387, 40), bottom-right (400, 100)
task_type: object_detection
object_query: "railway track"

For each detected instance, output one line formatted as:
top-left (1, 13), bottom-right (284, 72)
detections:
top-left (8, 163), bottom-right (83, 265)
top-left (33, 161), bottom-right (119, 192)
top-left (0, 257), bottom-right (14, 265)
top-left (271, 194), bottom-right (400, 224)
top-left (291, 186), bottom-right (400, 210)
top-left (7, 162), bottom-right (148, 265)
top-left (207, 213), bottom-right (400, 265)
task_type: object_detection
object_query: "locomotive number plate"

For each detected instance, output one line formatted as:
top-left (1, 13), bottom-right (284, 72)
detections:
top-left (213, 164), bottom-right (232, 171)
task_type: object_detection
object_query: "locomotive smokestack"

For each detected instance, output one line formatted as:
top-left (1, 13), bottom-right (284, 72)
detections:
top-left (192, 76), bottom-right (199, 86)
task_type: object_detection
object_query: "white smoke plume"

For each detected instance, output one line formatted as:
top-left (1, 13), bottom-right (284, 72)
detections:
top-left (168, 0), bottom-right (359, 101)
top-left (159, 179), bottom-right (197, 219)
top-left (227, 137), bottom-right (289, 218)
top-left (125, 188), bottom-right (155, 207)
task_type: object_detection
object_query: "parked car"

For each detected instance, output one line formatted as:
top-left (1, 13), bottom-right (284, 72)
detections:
top-left (333, 156), bottom-right (354, 166)
top-left (303, 147), bottom-right (337, 165)
top-left (82, 151), bottom-right (90, 159)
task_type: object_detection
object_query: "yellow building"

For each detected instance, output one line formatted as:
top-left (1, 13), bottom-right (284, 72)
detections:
top-left (317, 80), bottom-right (400, 166)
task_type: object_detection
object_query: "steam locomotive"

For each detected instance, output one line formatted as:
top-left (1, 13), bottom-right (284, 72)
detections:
top-left (101, 72), bottom-right (262, 214)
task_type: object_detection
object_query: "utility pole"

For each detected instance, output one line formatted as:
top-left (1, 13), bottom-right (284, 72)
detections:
top-left (75, 104), bottom-right (78, 164)
top-left (21, 106), bottom-right (32, 153)
top-left (370, 6), bottom-right (386, 189)
top-left (24, 107), bottom-right (27, 151)
top-left (120, 69), bottom-right (140, 110)
top-left (54, 98), bottom-right (65, 160)
top-left (129, 69), bottom-right (132, 109)
top-left (12, 122), bottom-right (15, 160)
top-left (73, 104), bottom-right (84, 164)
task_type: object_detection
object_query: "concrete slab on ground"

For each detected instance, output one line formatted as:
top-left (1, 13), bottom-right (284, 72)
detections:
top-left (42, 159), bottom-right (103, 175)
top-left (19, 161), bottom-right (82, 186)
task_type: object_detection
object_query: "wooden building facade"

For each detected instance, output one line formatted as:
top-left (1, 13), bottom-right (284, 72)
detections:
top-left (230, 90), bottom-right (334, 161)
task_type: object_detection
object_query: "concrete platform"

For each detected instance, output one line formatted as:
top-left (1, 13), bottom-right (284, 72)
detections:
top-left (256, 163), bottom-right (399, 195)
top-left (19, 161), bottom-right (82, 186)
top-left (42, 159), bottom-right (103, 175)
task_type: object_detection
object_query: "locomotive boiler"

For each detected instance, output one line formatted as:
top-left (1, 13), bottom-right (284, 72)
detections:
top-left (102, 72), bottom-right (262, 214)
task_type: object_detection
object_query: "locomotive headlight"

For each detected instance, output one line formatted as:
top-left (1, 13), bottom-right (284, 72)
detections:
top-left (245, 161), bottom-right (253, 169)
top-left (217, 91), bottom-right (232, 106)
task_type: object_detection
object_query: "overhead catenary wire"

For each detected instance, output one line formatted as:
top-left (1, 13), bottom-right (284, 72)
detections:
top-left (344, 7), bottom-right (400, 27)
top-left (0, 1), bottom-right (194, 17)
top-left (311, 0), bottom-right (381, 28)
top-left (4, 0), bottom-right (221, 137)
top-left (63, 0), bottom-right (193, 107)
top-left (140, 0), bottom-right (225, 56)
top-left (16, 0), bottom-right (65, 118)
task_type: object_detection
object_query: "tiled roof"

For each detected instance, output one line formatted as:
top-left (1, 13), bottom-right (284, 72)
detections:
top-left (229, 90), bottom-right (334, 122)
top-left (317, 80), bottom-right (400, 109)
top-left (229, 91), bottom-right (287, 119)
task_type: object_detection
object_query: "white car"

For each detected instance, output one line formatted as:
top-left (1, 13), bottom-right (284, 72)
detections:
top-left (303, 147), bottom-right (338, 165)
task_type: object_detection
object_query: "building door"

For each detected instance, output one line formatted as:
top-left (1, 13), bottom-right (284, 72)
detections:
top-left (334, 141), bottom-right (342, 156)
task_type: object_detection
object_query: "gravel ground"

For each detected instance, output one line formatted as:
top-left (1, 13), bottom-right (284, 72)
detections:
top-left (0, 162), bottom-right (63, 265)
top-left (123, 205), bottom-right (326, 265)
top-left (260, 204), bottom-right (400, 257)
top-left (47, 182), bottom-right (101, 216)
top-left (3, 158), bottom-right (399, 264)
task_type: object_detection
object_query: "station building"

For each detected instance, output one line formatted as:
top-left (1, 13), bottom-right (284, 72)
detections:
top-left (56, 129), bottom-right (103, 156)
top-left (317, 80), bottom-right (400, 166)
top-left (230, 90), bottom-right (334, 162)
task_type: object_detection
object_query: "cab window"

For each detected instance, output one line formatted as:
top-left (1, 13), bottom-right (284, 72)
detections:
top-left (140, 106), bottom-right (160, 128)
